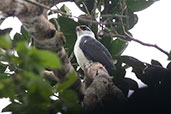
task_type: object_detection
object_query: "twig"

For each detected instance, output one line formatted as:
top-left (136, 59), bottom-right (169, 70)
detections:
top-left (69, 52), bottom-right (74, 61)
top-left (124, 32), bottom-right (170, 56)
top-left (82, 0), bottom-right (90, 15)
top-left (118, 1), bottom-right (169, 56)
top-left (117, 0), bottom-right (169, 56)
top-left (53, 17), bottom-right (61, 31)
top-left (91, 0), bottom-right (97, 16)
top-left (53, 5), bottom-right (61, 31)
top-left (101, 14), bottom-right (128, 18)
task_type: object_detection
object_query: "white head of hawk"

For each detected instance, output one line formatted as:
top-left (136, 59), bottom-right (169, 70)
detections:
top-left (74, 25), bottom-right (115, 75)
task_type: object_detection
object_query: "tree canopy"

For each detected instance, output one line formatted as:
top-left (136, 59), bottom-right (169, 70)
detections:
top-left (0, 0), bottom-right (171, 114)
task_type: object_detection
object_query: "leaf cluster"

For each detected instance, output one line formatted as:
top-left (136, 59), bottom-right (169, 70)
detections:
top-left (0, 28), bottom-right (81, 114)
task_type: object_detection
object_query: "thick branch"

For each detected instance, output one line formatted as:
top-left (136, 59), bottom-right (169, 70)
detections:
top-left (83, 63), bottom-right (126, 113)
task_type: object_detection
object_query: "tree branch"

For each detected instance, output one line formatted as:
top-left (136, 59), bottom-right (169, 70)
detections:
top-left (83, 63), bottom-right (126, 112)
top-left (118, 3), bottom-right (170, 57)
top-left (125, 33), bottom-right (170, 56)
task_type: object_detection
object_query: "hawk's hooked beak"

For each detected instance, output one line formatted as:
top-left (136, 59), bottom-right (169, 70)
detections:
top-left (76, 26), bottom-right (82, 31)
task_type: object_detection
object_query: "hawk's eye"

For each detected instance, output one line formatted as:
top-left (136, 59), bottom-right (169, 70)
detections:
top-left (81, 27), bottom-right (87, 30)
top-left (81, 26), bottom-right (90, 31)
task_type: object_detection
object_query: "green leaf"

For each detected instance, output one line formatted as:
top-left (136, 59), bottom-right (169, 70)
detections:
top-left (13, 33), bottom-right (23, 47)
top-left (123, 8), bottom-right (138, 30)
top-left (127, 0), bottom-right (158, 12)
top-left (99, 37), bottom-right (112, 51)
top-left (59, 89), bottom-right (78, 103)
top-left (0, 29), bottom-right (12, 49)
top-left (0, 63), bottom-right (7, 73)
top-left (15, 42), bottom-right (29, 64)
top-left (16, 41), bottom-right (29, 53)
top-left (50, 17), bottom-right (79, 56)
top-left (0, 77), bottom-right (15, 100)
top-left (15, 42), bottom-right (61, 71)
top-left (29, 48), bottom-right (61, 69)
top-left (20, 26), bottom-right (30, 42)
top-left (97, 0), bottom-right (103, 11)
top-left (2, 102), bottom-right (21, 113)
top-left (49, 19), bottom-right (58, 30)
top-left (11, 55), bottom-right (22, 64)
top-left (59, 89), bottom-right (82, 114)
top-left (57, 72), bottom-right (77, 91)
top-left (60, 4), bottom-right (72, 15)
top-left (102, 0), bottom-right (120, 14)
top-left (27, 76), bottom-right (53, 99)
top-left (109, 39), bottom-right (128, 57)
top-left (13, 26), bottom-right (30, 48)
top-left (0, 83), bottom-right (4, 90)
top-left (57, 16), bottom-right (79, 56)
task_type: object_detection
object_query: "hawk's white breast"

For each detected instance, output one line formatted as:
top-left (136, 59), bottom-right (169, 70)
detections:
top-left (74, 36), bottom-right (90, 70)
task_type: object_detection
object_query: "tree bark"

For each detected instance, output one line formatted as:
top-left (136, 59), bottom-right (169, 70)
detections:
top-left (83, 63), bottom-right (126, 113)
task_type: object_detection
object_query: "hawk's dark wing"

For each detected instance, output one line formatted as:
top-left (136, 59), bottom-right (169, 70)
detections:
top-left (79, 36), bottom-right (115, 75)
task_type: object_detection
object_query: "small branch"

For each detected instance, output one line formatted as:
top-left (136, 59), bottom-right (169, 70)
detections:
top-left (52, 5), bottom-right (61, 31)
top-left (91, 0), bottom-right (97, 16)
top-left (117, 0), bottom-right (170, 57)
top-left (125, 32), bottom-right (170, 56)
top-left (101, 14), bottom-right (128, 18)
top-left (52, 17), bottom-right (61, 31)
top-left (69, 52), bottom-right (74, 61)
top-left (0, 48), bottom-right (6, 55)
top-left (82, 1), bottom-right (90, 15)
